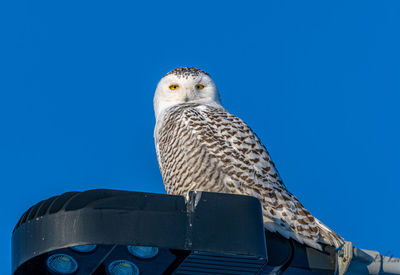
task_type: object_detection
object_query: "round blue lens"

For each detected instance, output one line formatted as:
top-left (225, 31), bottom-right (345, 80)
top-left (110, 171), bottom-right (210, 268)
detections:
top-left (108, 260), bottom-right (139, 275)
top-left (70, 244), bottom-right (97, 253)
top-left (46, 254), bottom-right (78, 274)
top-left (127, 245), bottom-right (159, 259)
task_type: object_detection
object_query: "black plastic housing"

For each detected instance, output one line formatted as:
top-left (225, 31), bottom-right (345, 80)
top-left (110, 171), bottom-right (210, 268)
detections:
top-left (12, 189), bottom-right (267, 274)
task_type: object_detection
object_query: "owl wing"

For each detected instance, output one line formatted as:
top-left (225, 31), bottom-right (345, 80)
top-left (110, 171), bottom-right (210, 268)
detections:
top-left (156, 103), bottom-right (344, 250)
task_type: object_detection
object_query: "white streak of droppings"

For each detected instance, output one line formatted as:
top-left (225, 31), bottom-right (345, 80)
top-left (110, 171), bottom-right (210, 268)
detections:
top-left (193, 191), bottom-right (202, 209)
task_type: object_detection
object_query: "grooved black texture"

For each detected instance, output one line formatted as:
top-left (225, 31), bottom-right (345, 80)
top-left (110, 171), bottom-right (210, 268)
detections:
top-left (12, 189), bottom-right (267, 274)
top-left (174, 252), bottom-right (265, 274)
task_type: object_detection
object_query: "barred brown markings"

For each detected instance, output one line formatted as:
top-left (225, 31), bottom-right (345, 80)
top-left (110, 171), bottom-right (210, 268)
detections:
top-left (156, 102), bottom-right (345, 249)
top-left (298, 219), bottom-right (308, 225)
top-left (207, 174), bottom-right (219, 190)
top-left (192, 167), bottom-right (205, 184)
top-left (222, 157), bottom-right (232, 163)
top-left (185, 140), bottom-right (203, 157)
top-left (269, 173), bottom-right (278, 179)
top-left (226, 181), bottom-right (235, 188)
top-left (189, 149), bottom-right (206, 174)
top-left (190, 148), bottom-right (204, 171)
top-left (214, 167), bottom-right (222, 183)
top-left (305, 228), bottom-right (313, 235)
top-left (263, 166), bottom-right (271, 172)
top-left (181, 171), bottom-right (193, 188)
top-left (298, 209), bottom-right (308, 216)
top-left (166, 146), bottom-right (182, 167)
top-left (172, 157), bottom-right (184, 174)
top-left (178, 132), bottom-right (193, 147)
top-left (282, 195), bottom-right (291, 201)
top-left (297, 226), bottom-right (304, 232)
top-left (264, 191), bottom-right (274, 198)
top-left (270, 209), bottom-right (275, 215)
top-left (194, 146), bottom-right (207, 171)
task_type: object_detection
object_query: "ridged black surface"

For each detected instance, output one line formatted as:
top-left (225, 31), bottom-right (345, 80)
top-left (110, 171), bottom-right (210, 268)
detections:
top-left (174, 252), bottom-right (265, 274)
top-left (14, 189), bottom-right (187, 232)
top-left (14, 192), bottom-right (79, 232)
top-left (12, 189), bottom-right (267, 274)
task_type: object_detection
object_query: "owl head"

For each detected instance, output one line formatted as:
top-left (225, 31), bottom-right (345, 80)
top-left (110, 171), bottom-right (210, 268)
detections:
top-left (153, 67), bottom-right (222, 118)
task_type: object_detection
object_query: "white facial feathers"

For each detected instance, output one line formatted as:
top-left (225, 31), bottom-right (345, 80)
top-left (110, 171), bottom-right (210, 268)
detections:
top-left (153, 67), bottom-right (222, 119)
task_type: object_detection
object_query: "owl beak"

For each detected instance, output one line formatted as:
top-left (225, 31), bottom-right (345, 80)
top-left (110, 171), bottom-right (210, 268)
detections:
top-left (183, 88), bottom-right (193, 102)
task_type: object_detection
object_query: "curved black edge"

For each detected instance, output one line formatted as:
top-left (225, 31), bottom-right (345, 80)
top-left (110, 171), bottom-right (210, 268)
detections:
top-left (12, 189), bottom-right (267, 274)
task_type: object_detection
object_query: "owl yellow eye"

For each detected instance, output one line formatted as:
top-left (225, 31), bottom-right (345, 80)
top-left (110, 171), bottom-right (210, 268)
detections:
top-left (169, 84), bottom-right (179, 90)
top-left (195, 84), bottom-right (205, 90)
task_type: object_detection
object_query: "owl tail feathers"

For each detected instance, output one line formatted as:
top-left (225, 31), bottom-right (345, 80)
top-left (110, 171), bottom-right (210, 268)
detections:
top-left (315, 219), bottom-right (353, 275)
top-left (264, 218), bottom-right (345, 252)
top-left (264, 220), bottom-right (323, 251)
top-left (315, 218), bottom-right (345, 249)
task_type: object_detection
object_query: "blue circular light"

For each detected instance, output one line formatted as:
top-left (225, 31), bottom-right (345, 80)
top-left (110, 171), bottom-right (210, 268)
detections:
top-left (108, 260), bottom-right (139, 275)
top-left (127, 245), bottom-right (159, 259)
top-left (70, 244), bottom-right (97, 253)
top-left (46, 254), bottom-right (78, 274)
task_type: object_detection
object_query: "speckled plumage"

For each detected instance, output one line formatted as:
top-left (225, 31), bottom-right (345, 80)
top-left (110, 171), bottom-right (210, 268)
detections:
top-left (153, 67), bottom-right (344, 250)
top-left (165, 67), bottom-right (209, 78)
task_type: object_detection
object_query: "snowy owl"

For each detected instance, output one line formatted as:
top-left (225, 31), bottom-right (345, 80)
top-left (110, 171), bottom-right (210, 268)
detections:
top-left (153, 67), bottom-right (344, 250)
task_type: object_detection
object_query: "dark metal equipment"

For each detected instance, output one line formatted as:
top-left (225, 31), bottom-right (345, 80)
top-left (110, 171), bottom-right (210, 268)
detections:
top-left (12, 189), bottom-right (267, 274)
top-left (12, 189), bottom-right (400, 274)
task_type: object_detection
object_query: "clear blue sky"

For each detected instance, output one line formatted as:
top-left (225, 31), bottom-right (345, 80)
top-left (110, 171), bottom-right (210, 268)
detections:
top-left (1, 0), bottom-right (399, 272)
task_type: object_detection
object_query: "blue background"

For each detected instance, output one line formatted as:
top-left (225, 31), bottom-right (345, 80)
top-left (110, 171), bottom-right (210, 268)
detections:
top-left (1, 0), bottom-right (399, 272)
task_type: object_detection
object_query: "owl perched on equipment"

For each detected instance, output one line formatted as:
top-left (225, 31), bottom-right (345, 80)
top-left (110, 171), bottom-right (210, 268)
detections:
top-left (153, 67), bottom-right (344, 250)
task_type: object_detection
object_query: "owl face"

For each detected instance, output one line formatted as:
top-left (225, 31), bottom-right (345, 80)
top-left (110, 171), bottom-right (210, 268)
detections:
top-left (153, 67), bottom-right (222, 119)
